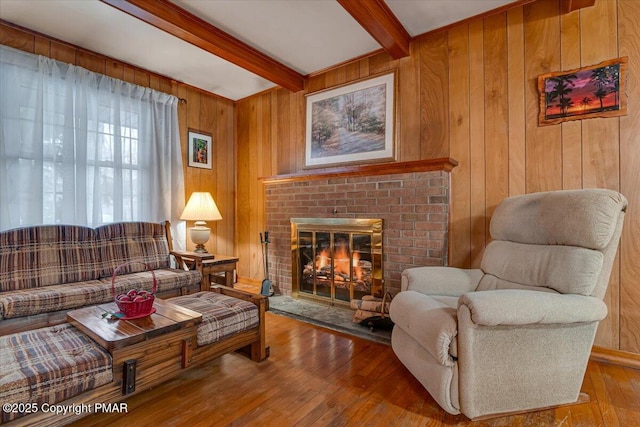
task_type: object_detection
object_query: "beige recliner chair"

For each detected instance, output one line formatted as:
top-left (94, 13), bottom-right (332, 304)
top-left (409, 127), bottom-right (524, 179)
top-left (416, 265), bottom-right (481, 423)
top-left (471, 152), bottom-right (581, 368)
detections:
top-left (389, 189), bottom-right (627, 419)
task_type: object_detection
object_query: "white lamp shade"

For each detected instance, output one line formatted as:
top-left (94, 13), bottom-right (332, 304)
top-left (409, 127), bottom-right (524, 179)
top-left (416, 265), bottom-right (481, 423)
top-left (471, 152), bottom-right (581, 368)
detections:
top-left (180, 192), bottom-right (222, 221)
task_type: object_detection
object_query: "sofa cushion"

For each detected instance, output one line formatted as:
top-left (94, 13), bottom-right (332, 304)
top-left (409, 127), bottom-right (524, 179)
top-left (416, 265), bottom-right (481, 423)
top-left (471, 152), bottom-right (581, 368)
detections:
top-left (0, 324), bottom-right (112, 422)
top-left (95, 222), bottom-right (171, 277)
top-left (168, 291), bottom-right (259, 346)
top-left (0, 280), bottom-right (111, 319)
top-left (0, 269), bottom-right (201, 319)
top-left (389, 291), bottom-right (458, 366)
top-left (0, 225), bottom-right (97, 291)
top-left (102, 268), bottom-right (202, 296)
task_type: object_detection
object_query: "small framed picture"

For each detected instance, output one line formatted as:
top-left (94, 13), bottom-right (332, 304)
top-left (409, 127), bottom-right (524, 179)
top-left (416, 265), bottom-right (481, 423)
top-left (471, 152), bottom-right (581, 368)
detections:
top-left (187, 129), bottom-right (212, 169)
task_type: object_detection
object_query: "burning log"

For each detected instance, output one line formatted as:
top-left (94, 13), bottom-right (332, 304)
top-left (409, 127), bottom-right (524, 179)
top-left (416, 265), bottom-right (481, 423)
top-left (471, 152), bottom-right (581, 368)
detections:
top-left (301, 250), bottom-right (372, 293)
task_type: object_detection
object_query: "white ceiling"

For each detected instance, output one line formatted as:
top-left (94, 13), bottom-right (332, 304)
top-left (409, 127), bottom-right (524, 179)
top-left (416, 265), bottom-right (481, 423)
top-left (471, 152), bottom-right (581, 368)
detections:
top-left (173, 0), bottom-right (382, 75)
top-left (0, 0), bottom-right (514, 101)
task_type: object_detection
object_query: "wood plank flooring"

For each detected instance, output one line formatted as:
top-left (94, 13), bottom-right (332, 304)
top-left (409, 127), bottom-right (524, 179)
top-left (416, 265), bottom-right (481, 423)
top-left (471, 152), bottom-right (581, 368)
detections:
top-left (69, 306), bottom-right (640, 427)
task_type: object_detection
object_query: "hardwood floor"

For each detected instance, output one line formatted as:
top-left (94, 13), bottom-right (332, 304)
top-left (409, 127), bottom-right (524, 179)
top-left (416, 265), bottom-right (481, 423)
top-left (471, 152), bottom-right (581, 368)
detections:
top-left (69, 285), bottom-right (640, 427)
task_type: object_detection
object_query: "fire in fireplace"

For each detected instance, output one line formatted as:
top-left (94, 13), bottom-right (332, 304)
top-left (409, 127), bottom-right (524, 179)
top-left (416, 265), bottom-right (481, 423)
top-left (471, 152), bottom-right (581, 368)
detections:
top-left (291, 218), bottom-right (383, 305)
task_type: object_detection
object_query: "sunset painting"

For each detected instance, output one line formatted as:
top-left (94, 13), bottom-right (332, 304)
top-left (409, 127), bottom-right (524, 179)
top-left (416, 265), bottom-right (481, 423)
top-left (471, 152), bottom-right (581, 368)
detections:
top-left (538, 57), bottom-right (627, 126)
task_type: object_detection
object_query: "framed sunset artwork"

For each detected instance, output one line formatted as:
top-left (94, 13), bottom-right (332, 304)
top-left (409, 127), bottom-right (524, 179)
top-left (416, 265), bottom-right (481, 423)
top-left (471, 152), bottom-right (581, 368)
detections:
top-left (538, 57), bottom-right (628, 126)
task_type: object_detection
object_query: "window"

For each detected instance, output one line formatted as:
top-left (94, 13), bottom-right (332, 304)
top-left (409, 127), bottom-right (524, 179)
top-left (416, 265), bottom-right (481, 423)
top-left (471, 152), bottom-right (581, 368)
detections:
top-left (0, 45), bottom-right (185, 233)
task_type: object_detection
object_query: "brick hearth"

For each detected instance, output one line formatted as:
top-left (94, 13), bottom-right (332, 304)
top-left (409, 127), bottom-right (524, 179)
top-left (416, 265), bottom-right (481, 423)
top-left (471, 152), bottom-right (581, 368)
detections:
top-left (263, 168), bottom-right (451, 297)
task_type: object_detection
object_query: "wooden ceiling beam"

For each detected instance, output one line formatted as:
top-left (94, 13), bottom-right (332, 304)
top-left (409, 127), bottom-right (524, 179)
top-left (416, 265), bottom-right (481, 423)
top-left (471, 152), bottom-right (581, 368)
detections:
top-left (561, 0), bottom-right (596, 14)
top-left (100, 0), bottom-right (305, 92)
top-left (337, 0), bottom-right (411, 60)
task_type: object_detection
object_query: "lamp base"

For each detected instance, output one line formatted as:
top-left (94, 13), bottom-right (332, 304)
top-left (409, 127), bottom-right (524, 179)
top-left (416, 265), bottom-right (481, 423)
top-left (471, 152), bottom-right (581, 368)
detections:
top-left (193, 244), bottom-right (208, 253)
top-left (189, 222), bottom-right (211, 253)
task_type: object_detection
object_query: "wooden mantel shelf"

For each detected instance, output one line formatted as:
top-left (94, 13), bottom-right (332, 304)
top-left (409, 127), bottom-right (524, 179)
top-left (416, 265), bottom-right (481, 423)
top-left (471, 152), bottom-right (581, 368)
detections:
top-left (259, 158), bottom-right (458, 184)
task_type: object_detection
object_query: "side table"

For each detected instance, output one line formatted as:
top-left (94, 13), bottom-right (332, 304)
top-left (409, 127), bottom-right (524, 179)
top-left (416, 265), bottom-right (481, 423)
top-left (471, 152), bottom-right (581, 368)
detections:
top-left (171, 250), bottom-right (239, 291)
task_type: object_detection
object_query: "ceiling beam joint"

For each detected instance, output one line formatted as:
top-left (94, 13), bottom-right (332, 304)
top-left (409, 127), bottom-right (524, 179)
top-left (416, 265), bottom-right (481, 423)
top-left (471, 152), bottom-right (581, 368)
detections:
top-left (337, 0), bottom-right (411, 60)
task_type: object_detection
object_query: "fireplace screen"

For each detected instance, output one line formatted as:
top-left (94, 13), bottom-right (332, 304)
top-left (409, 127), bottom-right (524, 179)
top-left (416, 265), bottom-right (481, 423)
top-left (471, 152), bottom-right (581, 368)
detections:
top-left (291, 218), bottom-right (383, 304)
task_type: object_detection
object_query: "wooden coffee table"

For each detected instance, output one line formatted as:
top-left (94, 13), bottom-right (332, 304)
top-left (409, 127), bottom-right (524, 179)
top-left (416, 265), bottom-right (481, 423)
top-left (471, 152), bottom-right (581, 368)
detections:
top-left (67, 299), bottom-right (202, 395)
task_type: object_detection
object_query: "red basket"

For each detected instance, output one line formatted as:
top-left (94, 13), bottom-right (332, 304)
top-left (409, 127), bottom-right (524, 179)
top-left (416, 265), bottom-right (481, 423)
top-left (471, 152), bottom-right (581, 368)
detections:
top-left (111, 261), bottom-right (157, 319)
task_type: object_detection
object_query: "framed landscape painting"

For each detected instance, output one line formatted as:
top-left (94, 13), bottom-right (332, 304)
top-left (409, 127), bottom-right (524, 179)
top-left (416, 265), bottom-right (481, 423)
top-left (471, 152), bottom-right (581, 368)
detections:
top-left (305, 72), bottom-right (395, 168)
top-left (187, 129), bottom-right (212, 169)
top-left (538, 57), bottom-right (628, 126)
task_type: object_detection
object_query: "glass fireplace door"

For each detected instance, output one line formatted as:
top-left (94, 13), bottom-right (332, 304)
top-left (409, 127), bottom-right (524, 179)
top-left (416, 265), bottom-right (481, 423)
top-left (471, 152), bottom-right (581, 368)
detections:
top-left (295, 226), bottom-right (378, 305)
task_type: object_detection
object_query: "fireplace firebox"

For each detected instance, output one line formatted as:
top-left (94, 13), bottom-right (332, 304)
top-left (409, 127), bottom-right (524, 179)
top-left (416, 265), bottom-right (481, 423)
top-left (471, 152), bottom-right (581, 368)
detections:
top-left (291, 218), bottom-right (383, 305)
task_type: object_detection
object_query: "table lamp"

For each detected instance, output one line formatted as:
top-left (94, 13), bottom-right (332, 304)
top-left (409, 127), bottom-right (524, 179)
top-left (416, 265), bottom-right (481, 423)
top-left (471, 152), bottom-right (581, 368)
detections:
top-left (180, 192), bottom-right (222, 253)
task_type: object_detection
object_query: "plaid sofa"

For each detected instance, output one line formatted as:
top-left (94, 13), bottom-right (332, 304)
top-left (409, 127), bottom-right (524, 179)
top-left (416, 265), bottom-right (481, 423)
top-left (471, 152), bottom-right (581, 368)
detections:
top-left (0, 222), bottom-right (201, 331)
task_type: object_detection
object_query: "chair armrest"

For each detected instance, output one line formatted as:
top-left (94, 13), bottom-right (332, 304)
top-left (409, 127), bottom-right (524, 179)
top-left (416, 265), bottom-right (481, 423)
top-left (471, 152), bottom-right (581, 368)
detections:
top-left (211, 284), bottom-right (269, 311)
top-left (402, 267), bottom-right (484, 296)
top-left (458, 289), bottom-right (607, 326)
top-left (170, 250), bottom-right (189, 271)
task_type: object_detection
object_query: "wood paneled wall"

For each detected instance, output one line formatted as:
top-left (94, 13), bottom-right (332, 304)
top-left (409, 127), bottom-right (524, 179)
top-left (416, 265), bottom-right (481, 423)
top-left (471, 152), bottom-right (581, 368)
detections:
top-left (236, 0), bottom-right (640, 354)
top-left (0, 22), bottom-right (235, 255)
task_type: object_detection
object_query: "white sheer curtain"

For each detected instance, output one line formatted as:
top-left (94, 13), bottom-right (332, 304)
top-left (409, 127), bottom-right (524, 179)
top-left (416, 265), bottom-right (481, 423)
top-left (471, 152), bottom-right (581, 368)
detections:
top-left (0, 45), bottom-right (185, 246)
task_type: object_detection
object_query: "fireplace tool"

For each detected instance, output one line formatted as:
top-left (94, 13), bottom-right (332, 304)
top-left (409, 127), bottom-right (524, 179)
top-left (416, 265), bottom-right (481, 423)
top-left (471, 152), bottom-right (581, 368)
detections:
top-left (260, 231), bottom-right (274, 296)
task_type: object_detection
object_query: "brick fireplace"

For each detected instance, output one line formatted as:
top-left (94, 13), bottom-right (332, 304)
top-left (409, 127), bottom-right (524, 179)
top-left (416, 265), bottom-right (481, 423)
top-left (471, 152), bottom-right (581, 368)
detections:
top-left (262, 159), bottom-right (455, 297)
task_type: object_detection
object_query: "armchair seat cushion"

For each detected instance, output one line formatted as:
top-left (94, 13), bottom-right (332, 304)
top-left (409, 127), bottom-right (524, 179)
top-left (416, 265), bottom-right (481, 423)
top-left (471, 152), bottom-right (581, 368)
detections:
top-left (459, 290), bottom-right (608, 326)
top-left (168, 291), bottom-right (259, 346)
top-left (390, 291), bottom-right (458, 366)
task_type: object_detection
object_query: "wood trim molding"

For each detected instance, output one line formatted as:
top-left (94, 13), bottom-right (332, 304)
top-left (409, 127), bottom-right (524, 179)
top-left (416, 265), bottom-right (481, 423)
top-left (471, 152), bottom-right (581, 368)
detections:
top-left (590, 346), bottom-right (640, 370)
top-left (337, 0), bottom-right (411, 59)
top-left (99, 0), bottom-right (305, 92)
top-left (259, 158), bottom-right (458, 184)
